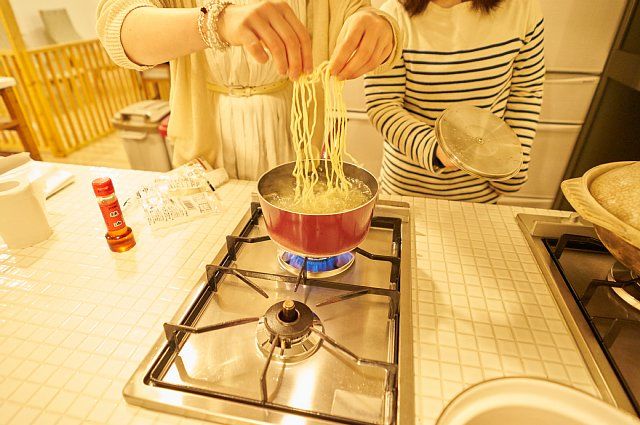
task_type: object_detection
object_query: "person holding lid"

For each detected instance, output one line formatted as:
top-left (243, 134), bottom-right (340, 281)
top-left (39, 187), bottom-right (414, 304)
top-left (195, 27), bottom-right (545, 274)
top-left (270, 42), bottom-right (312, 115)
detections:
top-left (97, 0), bottom-right (401, 179)
top-left (365, 0), bottom-right (545, 203)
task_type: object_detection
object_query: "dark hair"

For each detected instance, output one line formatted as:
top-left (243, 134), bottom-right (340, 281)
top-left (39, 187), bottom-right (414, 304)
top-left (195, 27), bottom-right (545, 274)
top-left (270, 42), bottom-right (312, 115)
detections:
top-left (401, 0), bottom-right (503, 17)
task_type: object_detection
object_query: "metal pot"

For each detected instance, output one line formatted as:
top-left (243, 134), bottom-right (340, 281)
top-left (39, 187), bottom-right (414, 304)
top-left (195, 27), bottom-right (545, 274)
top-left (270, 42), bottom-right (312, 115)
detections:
top-left (257, 160), bottom-right (379, 257)
top-left (561, 161), bottom-right (640, 275)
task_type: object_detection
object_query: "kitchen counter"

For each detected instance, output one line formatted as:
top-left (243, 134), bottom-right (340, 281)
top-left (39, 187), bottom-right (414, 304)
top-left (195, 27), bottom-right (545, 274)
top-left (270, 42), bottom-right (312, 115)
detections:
top-left (0, 164), bottom-right (600, 424)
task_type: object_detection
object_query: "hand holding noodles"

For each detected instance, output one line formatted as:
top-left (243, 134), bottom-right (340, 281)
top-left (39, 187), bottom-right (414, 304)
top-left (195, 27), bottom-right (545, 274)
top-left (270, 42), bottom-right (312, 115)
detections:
top-left (264, 61), bottom-right (373, 214)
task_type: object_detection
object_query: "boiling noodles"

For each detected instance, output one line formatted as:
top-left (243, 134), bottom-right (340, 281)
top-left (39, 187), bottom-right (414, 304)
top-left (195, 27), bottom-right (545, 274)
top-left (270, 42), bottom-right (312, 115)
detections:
top-left (277, 61), bottom-right (371, 213)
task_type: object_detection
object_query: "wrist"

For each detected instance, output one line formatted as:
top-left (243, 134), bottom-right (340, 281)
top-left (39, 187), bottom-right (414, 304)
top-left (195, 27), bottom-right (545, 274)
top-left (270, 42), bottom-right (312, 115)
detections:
top-left (435, 144), bottom-right (455, 168)
top-left (198, 0), bottom-right (233, 51)
top-left (217, 4), bottom-right (238, 46)
top-left (355, 10), bottom-right (395, 63)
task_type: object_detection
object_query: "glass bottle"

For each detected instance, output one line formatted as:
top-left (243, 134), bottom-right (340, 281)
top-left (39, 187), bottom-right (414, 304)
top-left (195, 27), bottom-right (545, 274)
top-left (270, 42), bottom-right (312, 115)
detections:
top-left (92, 177), bottom-right (136, 252)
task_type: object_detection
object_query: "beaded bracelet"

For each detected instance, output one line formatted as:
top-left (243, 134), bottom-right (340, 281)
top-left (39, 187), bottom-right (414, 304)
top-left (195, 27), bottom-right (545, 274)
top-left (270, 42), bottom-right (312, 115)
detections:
top-left (198, 0), bottom-right (232, 52)
top-left (197, 4), bottom-right (211, 48)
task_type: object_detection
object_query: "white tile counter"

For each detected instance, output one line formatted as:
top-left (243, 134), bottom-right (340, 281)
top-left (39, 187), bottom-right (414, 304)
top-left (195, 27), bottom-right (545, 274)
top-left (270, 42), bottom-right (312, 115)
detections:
top-left (0, 164), bottom-right (599, 424)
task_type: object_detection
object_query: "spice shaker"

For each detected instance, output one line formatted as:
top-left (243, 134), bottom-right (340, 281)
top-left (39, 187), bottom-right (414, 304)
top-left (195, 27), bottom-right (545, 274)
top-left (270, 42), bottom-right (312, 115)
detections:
top-left (92, 177), bottom-right (136, 252)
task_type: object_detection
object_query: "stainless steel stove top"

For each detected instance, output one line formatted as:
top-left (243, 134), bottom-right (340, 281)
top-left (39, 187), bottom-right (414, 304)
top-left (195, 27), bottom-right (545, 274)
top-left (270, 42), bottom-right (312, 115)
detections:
top-left (518, 213), bottom-right (640, 417)
top-left (124, 200), bottom-right (414, 424)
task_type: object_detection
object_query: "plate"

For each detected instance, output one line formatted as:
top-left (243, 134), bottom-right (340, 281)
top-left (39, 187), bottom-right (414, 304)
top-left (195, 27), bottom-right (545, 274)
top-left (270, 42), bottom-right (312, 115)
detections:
top-left (436, 377), bottom-right (640, 425)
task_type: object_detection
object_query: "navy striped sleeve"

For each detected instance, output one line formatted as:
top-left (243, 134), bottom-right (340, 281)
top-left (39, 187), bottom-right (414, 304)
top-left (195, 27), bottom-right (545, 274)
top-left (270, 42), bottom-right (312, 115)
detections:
top-left (491, 18), bottom-right (545, 195)
top-left (364, 57), bottom-right (440, 173)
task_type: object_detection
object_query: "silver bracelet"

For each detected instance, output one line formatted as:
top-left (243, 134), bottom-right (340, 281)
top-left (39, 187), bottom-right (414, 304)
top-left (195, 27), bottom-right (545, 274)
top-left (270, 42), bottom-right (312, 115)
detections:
top-left (199, 0), bottom-right (232, 52)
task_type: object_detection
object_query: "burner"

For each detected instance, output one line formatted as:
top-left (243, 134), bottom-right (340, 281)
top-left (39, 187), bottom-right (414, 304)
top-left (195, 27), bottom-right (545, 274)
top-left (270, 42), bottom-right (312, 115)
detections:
top-left (278, 251), bottom-right (355, 278)
top-left (256, 299), bottom-right (324, 363)
top-left (609, 262), bottom-right (640, 311)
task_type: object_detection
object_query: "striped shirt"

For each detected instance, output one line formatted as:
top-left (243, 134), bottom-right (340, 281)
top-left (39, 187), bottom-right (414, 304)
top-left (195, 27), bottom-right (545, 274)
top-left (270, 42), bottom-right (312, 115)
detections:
top-left (365, 0), bottom-right (545, 203)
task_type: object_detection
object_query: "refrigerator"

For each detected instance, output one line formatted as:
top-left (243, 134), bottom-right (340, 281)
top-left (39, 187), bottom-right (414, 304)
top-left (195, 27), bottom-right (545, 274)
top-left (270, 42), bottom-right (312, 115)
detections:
top-left (553, 0), bottom-right (640, 210)
top-left (497, 0), bottom-right (628, 208)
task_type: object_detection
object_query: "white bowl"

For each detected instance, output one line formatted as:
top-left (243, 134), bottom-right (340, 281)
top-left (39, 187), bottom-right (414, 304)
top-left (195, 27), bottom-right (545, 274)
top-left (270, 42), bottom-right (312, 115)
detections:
top-left (436, 378), bottom-right (639, 425)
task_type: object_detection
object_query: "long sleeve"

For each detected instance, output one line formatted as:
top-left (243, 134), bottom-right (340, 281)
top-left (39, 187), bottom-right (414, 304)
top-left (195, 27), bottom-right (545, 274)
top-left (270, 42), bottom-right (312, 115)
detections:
top-left (490, 9), bottom-right (545, 194)
top-left (366, 0), bottom-right (545, 201)
top-left (364, 58), bottom-right (440, 172)
top-left (96, 0), bottom-right (163, 71)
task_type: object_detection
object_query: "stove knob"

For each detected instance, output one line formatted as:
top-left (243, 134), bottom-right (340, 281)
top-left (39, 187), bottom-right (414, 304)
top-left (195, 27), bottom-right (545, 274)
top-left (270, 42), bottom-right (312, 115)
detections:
top-left (280, 299), bottom-right (298, 323)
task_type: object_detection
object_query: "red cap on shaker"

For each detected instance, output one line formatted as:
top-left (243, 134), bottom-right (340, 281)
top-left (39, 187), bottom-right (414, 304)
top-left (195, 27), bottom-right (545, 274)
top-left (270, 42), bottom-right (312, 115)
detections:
top-left (92, 177), bottom-right (115, 197)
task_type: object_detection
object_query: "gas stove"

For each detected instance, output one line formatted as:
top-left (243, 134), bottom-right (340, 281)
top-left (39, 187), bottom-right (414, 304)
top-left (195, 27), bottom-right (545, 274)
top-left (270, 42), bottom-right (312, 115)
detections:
top-left (518, 213), bottom-right (640, 417)
top-left (124, 199), bottom-right (414, 424)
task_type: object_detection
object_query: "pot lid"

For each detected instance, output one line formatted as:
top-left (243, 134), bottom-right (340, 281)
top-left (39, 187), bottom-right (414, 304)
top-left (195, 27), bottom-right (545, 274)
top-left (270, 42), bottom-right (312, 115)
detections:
top-left (435, 104), bottom-right (523, 180)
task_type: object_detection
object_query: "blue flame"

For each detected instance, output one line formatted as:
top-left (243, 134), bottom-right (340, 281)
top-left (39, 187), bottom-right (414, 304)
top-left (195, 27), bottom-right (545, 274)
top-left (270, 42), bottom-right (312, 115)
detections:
top-left (282, 252), bottom-right (353, 273)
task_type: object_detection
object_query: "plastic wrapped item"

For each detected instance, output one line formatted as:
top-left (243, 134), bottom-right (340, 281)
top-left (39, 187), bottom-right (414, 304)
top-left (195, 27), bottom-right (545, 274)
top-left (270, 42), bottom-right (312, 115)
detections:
top-left (126, 158), bottom-right (229, 229)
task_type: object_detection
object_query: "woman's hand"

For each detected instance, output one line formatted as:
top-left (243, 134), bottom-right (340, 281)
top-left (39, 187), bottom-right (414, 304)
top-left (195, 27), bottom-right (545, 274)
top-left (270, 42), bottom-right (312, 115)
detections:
top-left (218, 1), bottom-right (312, 79)
top-left (436, 145), bottom-right (456, 168)
top-left (329, 10), bottom-right (394, 80)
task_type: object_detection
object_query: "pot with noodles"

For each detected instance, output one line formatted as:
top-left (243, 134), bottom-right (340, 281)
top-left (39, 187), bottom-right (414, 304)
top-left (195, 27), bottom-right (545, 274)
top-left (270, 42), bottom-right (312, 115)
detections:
top-left (257, 62), bottom-right (379, 257)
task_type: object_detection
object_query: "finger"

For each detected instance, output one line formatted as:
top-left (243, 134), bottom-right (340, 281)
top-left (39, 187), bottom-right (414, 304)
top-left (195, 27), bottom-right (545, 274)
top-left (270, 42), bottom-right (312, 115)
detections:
top-left (241, 30), bottom-right (269, 64)
top-left (277, 2), bottom-right (313, 74)
top-left (329, 24), bottom-right (365, 78)
top-left (262, 5), bottom-right (302, 79)
top-left (350, 39), bottom-right (392, 79)
top-left (336, 30), bottom-right (378, 80)
top-left (248, 17), bottom-right (288, 75)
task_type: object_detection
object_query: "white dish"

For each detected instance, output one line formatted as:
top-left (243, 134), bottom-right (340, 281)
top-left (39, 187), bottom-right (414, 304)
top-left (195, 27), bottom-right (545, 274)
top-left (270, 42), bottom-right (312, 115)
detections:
top-left (436, 377), bottom-right (640, 425)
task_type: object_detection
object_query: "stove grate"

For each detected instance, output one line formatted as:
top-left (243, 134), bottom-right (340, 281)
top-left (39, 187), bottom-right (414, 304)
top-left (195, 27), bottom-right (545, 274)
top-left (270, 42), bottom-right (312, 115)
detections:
top-left (544, 234), bottom-right (640, 416)
top-left (145, 202), bottom-right (406, 425)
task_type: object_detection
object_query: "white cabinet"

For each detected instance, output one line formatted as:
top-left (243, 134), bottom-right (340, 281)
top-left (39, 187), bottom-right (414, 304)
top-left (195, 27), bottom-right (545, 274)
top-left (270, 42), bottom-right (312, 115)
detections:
top-left (540, 73), bottom-right (599, 124)
top-left (501, 0), bottom-right (626, 207)
top-left (539, 0), bottom-right (626, 73)
top-left (343, 79), bottom-right (384, 177)
top-left (343, 77), bottom-right (367, 112)
top-left (345, 111), bottom-right (384, 177)
top-left (499, 123), bottom-right (581, 208)
top-left (503, 72), bottom-right (598, 207)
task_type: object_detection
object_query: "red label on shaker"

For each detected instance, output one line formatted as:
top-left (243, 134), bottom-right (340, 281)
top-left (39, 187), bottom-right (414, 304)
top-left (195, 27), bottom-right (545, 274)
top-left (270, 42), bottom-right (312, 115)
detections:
top-left (99, 200), bottom-right (126, 231)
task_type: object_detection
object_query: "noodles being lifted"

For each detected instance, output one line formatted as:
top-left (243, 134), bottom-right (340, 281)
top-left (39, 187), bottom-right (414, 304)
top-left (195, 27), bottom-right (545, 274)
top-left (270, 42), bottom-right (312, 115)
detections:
top-left (265, 62), bottom-right (373, 214)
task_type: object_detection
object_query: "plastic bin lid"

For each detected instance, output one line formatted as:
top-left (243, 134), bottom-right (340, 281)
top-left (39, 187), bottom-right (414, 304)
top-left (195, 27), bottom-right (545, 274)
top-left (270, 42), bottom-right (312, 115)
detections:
top-left (113, 100), bottom-right (170, 124)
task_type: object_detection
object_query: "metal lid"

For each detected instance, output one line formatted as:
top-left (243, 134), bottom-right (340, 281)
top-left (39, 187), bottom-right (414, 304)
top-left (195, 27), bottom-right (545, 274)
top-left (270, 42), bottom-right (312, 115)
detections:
top-left (435, 105), bottom-right (522, 181)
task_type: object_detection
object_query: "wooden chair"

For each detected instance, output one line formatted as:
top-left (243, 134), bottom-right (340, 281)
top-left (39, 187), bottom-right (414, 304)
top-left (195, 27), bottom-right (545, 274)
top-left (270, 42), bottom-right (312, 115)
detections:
top-left (0, 78), bottom-right (41, 160)
top-left (0, 24), bottom-right (10, 50)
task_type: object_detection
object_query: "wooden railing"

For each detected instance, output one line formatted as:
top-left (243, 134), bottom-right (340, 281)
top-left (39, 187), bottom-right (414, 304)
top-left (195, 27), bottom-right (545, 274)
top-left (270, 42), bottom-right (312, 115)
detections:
top-left (0, 39), bottom-right (154, 156)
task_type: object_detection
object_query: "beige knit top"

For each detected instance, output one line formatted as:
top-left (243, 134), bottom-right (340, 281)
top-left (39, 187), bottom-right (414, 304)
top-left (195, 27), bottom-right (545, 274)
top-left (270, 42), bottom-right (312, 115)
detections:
top-left (96, 0), bottom-right (402, 170)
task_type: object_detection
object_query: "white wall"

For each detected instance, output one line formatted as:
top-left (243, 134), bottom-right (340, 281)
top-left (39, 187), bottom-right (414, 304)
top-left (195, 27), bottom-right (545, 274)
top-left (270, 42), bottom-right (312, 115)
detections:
top-left (9, 0), bottom-right (101, 48)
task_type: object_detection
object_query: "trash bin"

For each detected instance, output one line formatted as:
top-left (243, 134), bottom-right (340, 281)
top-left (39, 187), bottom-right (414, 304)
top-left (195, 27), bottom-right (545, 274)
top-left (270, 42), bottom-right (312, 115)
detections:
top-left (158, 115), bottom-right (173, 167)
top-left (112, 100), bottom-right (171, 172)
